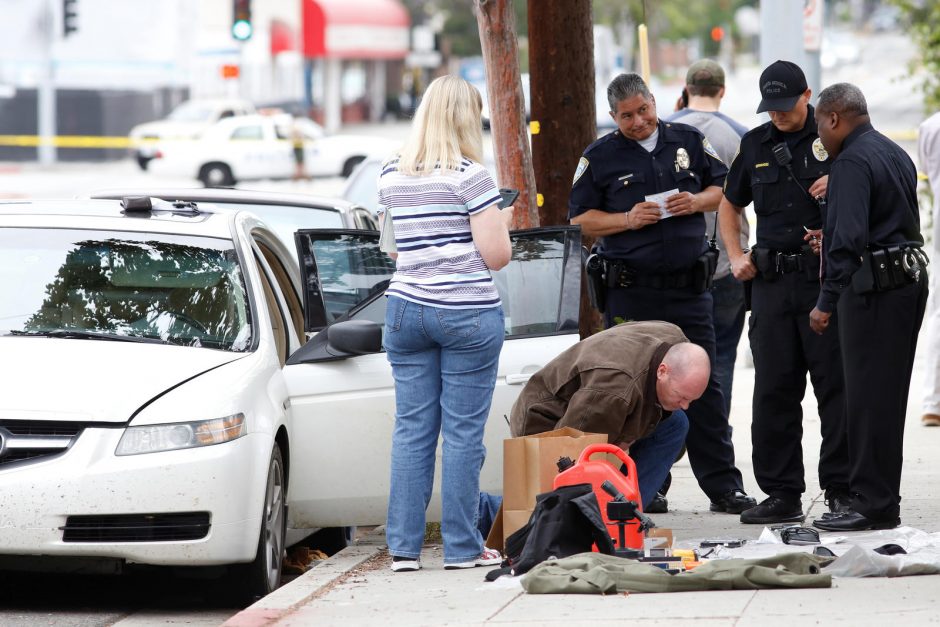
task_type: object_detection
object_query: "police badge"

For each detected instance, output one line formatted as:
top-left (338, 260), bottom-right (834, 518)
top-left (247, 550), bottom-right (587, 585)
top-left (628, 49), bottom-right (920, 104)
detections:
top-left (812, 138), bottom-right (829, 161)
top-left (675, 148), bottom-right (690, 170)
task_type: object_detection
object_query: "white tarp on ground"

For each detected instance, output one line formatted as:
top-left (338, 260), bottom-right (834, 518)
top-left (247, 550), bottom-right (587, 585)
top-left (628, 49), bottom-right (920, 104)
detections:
top-left (678, 526), bottom-right (940, 577)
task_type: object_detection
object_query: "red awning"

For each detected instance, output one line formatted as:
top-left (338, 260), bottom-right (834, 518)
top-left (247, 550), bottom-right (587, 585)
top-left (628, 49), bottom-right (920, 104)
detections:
top-left (303, 0), bottom-right (411, 60)
top-left (270, 19), bottom-right (297, 56)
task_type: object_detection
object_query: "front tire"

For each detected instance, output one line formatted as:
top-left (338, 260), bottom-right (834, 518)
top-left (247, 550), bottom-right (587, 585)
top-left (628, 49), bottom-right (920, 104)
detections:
top-left (229, 446), bottom-right (287, 605)
top-left (199, 162), bottom-right (235, 187)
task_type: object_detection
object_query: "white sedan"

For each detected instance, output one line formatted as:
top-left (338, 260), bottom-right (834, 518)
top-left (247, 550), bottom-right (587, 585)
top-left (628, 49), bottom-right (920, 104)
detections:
top-left (128, 98), bottom-right (256, 170)
top-left (0, 196), bottom-right (581, 602)
top-left (147, 114), bottom-right (401, 187)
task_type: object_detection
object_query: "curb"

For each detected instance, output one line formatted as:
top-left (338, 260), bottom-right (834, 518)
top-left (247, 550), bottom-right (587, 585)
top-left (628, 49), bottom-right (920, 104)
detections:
top-left (222, 527), bottom-right (388, 627)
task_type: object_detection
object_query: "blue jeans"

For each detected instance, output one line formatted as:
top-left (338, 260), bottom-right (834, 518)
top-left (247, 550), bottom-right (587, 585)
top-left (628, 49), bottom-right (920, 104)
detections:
top-left (383, 296), bottom-right (504, 564)
top-left (629, 410), bottom-right (690, 508)
top-left (711, 274), bottom-right (746, 416)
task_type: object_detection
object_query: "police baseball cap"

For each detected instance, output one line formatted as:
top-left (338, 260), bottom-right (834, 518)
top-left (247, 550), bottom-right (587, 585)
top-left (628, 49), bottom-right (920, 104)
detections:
top-left (686, 59), bottom-right (725, 87)
top-left (756, 60), bottom-right (808, 113)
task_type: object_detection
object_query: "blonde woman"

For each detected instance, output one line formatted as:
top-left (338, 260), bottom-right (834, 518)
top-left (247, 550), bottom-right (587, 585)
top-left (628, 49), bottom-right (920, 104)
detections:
top-left (377, 75), bottom-right (514, 572)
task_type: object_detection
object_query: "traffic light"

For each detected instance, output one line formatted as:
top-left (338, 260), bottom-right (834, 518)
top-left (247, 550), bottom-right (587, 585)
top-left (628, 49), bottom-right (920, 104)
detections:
top-left (232, 0), bottom-right (252, 41)
top-left (62, 0), bottom-right (78, 37)
top-left (710, 26), bottom-right (725, 42)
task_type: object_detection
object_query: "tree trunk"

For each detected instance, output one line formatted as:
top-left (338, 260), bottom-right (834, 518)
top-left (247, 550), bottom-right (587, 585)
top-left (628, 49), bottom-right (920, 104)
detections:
top-left (527, 0), bottom-right (601, 338)
top-left (475, 0), bottom-right (538, 228)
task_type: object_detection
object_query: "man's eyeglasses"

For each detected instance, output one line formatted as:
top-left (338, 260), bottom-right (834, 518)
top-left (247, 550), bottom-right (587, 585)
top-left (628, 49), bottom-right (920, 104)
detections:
top-left (780, 526), bottom-right (820, 545)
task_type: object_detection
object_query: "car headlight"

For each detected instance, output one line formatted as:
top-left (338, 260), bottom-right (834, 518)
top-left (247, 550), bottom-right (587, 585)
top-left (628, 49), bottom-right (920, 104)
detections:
top-left (115, 414), bottom-right (246, 456)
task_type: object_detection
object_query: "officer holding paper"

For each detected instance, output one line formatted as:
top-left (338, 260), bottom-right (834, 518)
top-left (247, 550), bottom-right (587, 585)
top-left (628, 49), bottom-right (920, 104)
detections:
top-left (569, 72), bottom-right (755, 515)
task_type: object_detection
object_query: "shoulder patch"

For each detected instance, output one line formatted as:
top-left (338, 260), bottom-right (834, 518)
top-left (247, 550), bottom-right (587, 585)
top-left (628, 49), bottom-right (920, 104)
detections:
top-left (572, 157), bottom-right (589, 186)
top-left (703, 137), bottom-right (721, 160)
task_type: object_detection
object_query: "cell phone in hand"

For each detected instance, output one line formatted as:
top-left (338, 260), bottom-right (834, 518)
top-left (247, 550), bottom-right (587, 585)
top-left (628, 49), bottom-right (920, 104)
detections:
top-left (498, 188), bottom-right (519, 209)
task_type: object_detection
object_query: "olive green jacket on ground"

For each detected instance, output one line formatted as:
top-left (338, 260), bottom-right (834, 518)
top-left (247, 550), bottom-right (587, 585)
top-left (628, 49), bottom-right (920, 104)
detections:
top-left (521, 552), bottom-right (832, 594)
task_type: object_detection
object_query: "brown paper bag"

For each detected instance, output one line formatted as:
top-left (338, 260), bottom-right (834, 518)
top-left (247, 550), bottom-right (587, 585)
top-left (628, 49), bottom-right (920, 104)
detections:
top-left (499, 427), bottom-right (607, 546)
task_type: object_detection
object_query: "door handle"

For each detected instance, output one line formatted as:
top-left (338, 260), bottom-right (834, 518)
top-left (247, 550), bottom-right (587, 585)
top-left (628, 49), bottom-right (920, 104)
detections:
top-left (505, 374), bottom-right (533, 385)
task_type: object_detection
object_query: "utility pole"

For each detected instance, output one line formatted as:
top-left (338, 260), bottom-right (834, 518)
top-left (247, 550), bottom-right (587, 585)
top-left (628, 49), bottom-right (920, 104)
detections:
top-left (527, 0), bottom-right (594, 227)
top-left (759, 0), bottom-right (821, 97)
top-left (474, 0), bottom-right (536, 228)
top-left (527, 0), bottom-right (600, 337)
top-left (38, 0), bottom-right (58, 165)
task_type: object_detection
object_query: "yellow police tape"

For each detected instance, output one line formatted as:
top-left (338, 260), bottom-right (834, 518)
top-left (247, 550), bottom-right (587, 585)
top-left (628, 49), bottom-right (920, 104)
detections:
top-left (0, 129), bottom-right (925, 149)
top-left (0, 135), bottom-right (145, 149)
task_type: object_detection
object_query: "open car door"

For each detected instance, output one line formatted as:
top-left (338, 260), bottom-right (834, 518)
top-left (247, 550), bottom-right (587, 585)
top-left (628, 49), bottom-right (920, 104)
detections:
top-left (284, 227), bottom-right (582, 528)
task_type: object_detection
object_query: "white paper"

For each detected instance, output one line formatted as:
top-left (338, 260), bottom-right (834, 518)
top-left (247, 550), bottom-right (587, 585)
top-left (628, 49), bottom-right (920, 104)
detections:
top-left (645, 188), bottom-right (680, 219)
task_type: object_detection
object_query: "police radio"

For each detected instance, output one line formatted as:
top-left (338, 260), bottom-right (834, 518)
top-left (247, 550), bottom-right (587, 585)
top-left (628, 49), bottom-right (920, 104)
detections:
top-left (772, 142), bottom-right (826, 209)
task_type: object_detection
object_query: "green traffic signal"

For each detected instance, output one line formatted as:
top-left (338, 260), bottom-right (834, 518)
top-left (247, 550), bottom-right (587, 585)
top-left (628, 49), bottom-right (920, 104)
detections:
top-left (232, 19), bottom-right (252, 41)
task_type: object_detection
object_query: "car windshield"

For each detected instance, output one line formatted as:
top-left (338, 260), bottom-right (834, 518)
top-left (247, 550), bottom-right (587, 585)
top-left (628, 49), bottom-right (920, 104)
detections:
top-left (167, 102), bottom-right (216, 123)
top-left (0, 228), bottom-right (252, 351)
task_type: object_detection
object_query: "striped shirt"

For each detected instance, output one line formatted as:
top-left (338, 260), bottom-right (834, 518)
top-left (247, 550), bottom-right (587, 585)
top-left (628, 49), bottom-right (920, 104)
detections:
top-left (377, 158), bottom-right (502, 308)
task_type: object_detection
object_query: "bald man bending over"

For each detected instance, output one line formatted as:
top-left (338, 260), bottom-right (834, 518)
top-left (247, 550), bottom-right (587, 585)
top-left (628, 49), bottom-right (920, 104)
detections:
top-left (510, 320), bottom-right (709, 509)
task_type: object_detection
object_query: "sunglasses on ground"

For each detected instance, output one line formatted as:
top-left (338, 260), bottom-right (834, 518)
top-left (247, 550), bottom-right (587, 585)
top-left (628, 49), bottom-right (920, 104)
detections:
top-left (780, 526), bottom-right (820, 545)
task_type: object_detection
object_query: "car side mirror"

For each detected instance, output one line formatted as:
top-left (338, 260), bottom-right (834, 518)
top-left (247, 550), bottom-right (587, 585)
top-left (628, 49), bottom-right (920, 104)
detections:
top-left (286, 319), bottom-right (383, 365)
top-left (326, 320), bottom-right (382, 357)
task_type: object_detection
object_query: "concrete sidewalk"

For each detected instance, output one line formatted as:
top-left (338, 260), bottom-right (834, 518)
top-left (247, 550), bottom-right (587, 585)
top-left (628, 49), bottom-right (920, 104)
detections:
top-left (227, 348), bottom-right (940, 626)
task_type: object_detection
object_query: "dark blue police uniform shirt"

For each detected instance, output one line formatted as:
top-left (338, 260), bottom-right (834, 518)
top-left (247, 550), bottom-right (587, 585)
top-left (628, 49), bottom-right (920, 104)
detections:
top-left (816, 121), bottom-right (923, 313)
top-left (723, 104), bottom-right (830, 252)
top-left (569, 120), bottom-right (728, 273)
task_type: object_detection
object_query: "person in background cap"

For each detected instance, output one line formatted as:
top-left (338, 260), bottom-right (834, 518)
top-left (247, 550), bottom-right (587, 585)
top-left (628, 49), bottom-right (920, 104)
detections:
top-left (659, 60), bottom-right (750, 514)
top-left (568, 73), bottom-right (756, 516)
top-left (810, 83), bottom-right (926, 532)
top-left (666, 59), bottom-right (749, 422)
top-left (718, 60), bottom-right (851, 525)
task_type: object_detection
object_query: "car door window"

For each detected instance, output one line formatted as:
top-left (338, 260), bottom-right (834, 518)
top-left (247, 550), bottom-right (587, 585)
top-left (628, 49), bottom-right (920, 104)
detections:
top-left (295, 230), bottom-right (396, 331)
top-left (254, 237), bottom-right (305, 345)
top-left (295, 227), bottom-right (581, 339)
top-left (230, 125), bottom-right (263, 141)
top-left (492, 228), bottom-right (581, 337)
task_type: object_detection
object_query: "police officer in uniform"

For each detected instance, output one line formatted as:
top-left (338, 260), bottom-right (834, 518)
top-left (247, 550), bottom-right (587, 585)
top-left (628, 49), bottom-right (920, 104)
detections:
top-left (718, 60), bottom-right (850, 524)
top-left (570, 73), bottom-right (755, 514)
top-left (810, 83), bottom-right (928, 531)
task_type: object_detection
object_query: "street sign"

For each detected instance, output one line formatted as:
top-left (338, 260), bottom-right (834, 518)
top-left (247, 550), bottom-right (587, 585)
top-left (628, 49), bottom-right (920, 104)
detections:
top-left (804, 0), bottom-right (824, 52)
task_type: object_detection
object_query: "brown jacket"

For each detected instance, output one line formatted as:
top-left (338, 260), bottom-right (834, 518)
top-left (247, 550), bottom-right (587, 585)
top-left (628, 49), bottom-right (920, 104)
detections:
top-left (509, 321), bottom-right (689, 445)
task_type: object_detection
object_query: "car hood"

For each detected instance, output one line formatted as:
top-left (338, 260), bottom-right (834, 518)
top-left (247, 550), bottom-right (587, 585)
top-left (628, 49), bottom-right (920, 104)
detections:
top-left (130, 120), bottom-right (207, 139)
top-left (0, 338), bottom-right (244, 423)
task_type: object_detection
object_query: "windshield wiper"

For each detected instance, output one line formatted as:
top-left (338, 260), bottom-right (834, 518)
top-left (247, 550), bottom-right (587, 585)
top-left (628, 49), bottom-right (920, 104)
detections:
top-left (7, 330), bottom-right (160, 344)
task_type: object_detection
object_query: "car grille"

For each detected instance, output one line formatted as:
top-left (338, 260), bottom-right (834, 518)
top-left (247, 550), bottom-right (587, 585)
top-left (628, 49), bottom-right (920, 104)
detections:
top-left (0, 421), bottom-right (83, 467)
top-left (62, 512), bottom-right (212, 543)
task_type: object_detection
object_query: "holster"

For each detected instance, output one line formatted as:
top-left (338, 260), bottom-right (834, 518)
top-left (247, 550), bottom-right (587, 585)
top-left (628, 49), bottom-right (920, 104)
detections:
top-left (692, 245), bottom-right (719, 293)
top-left (751, 247), bottom-right (778, 282)
top-left (585, 253), bottom-right (607, 313)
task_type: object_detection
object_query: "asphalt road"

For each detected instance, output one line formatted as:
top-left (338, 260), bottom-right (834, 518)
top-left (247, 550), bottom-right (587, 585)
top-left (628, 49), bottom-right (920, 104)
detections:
top-left (0, 568), bottom-right (238, 626)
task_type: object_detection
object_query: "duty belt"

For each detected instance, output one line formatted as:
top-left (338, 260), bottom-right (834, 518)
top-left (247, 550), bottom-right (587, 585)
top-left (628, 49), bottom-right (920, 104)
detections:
top-left (607, 260), bottom-right (696, 290)
top-left (851, 244), bottom-right (928, 295)
top-left (751, 246), bottom-right (817, 278)
top-left (771, 250), bottom-right (808, 274)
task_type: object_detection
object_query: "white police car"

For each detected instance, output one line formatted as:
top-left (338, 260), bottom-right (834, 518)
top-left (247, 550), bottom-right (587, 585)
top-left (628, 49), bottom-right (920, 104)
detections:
top-left (147, 114), bottom-right (401, 186)
top-left (0, 197), bottom-right (582, 601)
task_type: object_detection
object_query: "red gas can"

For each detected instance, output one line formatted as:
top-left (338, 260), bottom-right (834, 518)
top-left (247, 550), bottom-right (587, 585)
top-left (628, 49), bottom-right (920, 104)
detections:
top-left (553, 443), bottom-right (644, 550)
